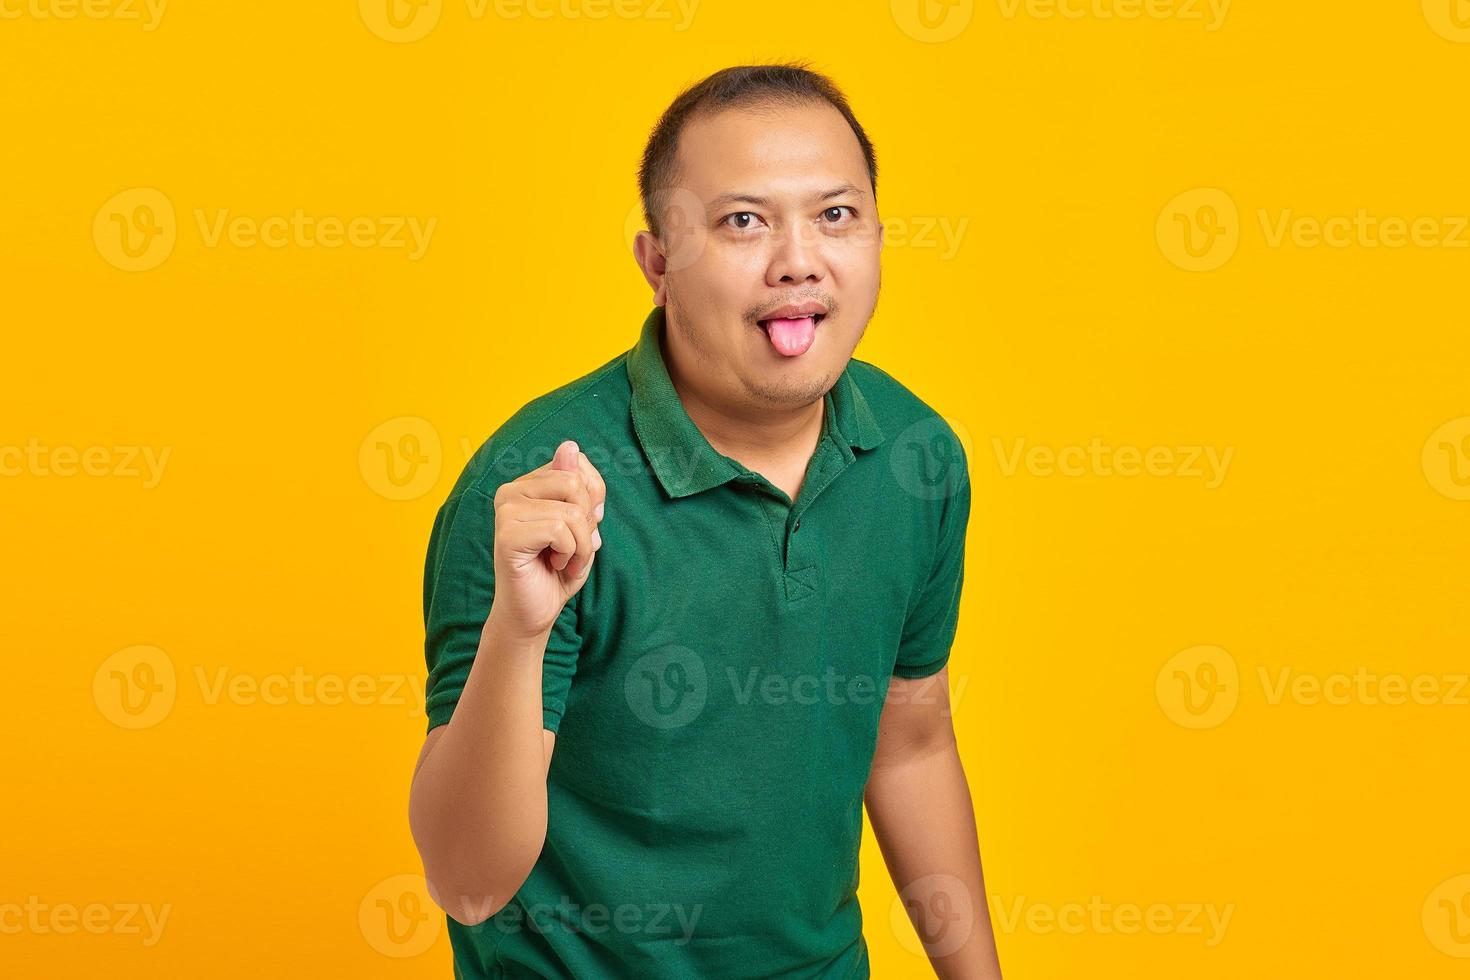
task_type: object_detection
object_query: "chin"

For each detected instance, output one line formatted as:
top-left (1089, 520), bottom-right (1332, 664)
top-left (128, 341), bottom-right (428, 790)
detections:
top-left (744, 365), bottom-right (837, 408)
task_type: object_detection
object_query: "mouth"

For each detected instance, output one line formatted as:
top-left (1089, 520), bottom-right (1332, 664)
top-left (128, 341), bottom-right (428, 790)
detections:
top-left (756, 309), bottom-right (827, 358)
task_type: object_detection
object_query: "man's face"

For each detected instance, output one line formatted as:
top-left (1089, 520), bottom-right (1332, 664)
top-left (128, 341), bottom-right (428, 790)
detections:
top-left (634, 100), bottom-right (883, 412)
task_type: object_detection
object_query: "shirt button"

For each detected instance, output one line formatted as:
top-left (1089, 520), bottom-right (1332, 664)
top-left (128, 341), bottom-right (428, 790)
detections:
top-left (793, 520), bottom-right (801, 532)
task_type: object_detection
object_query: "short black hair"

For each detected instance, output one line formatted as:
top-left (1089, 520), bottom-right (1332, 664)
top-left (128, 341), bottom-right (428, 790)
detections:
top-left (637, 62), bottom-right (879, 239)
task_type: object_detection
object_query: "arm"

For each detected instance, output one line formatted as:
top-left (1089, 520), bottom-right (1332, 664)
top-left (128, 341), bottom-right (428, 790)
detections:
top-left (865, 667), bottom-right (1003, 979)
top-left (408, 439), bottom-right (604, 927)
top-left (408, 612), bottom-right (558, 927)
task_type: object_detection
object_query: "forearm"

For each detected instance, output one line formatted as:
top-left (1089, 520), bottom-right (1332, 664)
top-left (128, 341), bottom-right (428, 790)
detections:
top-left (865, 741), bottom-right (1002, 979)
top-left (409, 606), bottom-right (551, 924)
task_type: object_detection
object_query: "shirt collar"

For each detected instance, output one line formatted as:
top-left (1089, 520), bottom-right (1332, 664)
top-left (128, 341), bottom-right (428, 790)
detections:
top-left (626, 305), bottom-right (886, 499)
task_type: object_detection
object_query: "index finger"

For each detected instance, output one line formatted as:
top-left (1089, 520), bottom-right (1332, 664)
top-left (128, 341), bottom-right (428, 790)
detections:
top-left (576, 450), bottom-right (607, 519)
top-left (550, 439), bottom-right (580, 473)
top-left (543, 440), bottom-right (606, 517)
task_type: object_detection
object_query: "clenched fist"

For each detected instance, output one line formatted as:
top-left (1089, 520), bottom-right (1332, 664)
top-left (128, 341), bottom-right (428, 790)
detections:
top-left (489, 439), bottom-right (607, 640)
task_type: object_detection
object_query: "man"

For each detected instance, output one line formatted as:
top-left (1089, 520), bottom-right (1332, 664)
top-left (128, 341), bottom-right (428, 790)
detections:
top-left (409, 63), bottom-right (1003, 979)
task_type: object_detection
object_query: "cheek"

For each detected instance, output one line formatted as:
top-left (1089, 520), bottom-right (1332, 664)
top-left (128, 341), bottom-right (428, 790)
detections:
top-left (687, 249), bottom-right (765, 320)
top-left (685, 240), bottom-right (758, 289)
top-left (711, 241), bottom-right (770, 283)
top-left (831, 238), bottom-right (881, 283)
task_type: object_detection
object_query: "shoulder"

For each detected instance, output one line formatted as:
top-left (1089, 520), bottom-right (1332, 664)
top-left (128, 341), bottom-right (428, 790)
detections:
top-left (846, 357), bottom-right (966, 452)
top-left (449, 350), bottom-right (633, 500)
top-left (847, 357), bottom-right (972, 544)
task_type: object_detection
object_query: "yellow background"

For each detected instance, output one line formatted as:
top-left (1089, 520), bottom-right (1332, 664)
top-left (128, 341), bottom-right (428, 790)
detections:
top-left (4, 0), bottom-right (1469, 976)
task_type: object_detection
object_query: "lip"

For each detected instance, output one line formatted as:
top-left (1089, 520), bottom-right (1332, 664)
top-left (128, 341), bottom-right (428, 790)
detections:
top-left (757, 301), bottom-right (828, 325)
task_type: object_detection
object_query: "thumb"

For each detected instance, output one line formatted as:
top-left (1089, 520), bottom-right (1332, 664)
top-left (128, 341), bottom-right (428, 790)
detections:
top-left (552, 439), bottom-right (580, 472)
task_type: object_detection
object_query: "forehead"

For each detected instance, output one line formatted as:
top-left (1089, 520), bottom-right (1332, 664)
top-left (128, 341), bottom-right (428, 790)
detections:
top-left (674, 101), bottom-right (870, 202)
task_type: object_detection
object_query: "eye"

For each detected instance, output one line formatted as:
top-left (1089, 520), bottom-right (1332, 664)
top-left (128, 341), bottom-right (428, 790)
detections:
top-left (821, 206), bottom-right (855, 224)
top-left (722, 211), bottom-right (762, 231)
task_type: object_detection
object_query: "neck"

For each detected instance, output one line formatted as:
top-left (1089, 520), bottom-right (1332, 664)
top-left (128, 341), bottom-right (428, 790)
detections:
top-left (661, 323), bottom-right (825, 465)
top-left (675, 373), bottom-right (825, 463)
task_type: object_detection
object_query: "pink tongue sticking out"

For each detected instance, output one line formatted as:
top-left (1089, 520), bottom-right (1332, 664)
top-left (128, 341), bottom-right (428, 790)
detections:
top-left (764, 316), bottom-right (818, 357)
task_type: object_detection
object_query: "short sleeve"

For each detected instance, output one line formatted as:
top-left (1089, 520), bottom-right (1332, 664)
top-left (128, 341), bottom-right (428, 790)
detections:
top-left (422, 484), bottom-right (582, 734)
top-left (893, 465), bottom-right (972, 679)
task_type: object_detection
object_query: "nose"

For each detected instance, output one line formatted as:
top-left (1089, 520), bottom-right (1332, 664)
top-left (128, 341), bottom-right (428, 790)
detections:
top-left (765, 223), bottom-right (827, 287)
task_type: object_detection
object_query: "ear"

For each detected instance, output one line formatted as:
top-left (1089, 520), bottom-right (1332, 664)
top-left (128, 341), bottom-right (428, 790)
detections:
top-left (633, 229), bottom-right (669, 306)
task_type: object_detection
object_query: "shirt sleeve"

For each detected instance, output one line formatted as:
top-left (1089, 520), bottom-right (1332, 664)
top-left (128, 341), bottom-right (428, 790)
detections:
top-left (422, 483), bottom-right (582, 734)
top-left (893, 451), bottom-right (972, 679)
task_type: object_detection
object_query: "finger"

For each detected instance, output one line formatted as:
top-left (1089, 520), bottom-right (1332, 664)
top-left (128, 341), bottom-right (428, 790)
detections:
top-left (576, 451), bottom-right (607, 522)
top-left (544, 441), bottom-right (603, 521)
top-left (551, 439), bottom-right (580, 473)
top-left (506, 518), bottom-right (576, 570)
top-left (564, 543), bottom-right (596, 580)
top-left (556, 503), bottom-right (595, 575)
top-left (532, 512), bottom-right (584, 573)
top-left (514, 469), bottom-right (592, 517)
top-left (523, 439), bottom-right (604, 509)
top-left (517, 499), bottom-right (593, 573)
top-left (520, 439), bottom-right (602, 528)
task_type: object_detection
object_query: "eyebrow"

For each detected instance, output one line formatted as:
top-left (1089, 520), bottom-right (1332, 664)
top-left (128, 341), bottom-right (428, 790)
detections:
top-left (706, 183), bottom-right (863, 212)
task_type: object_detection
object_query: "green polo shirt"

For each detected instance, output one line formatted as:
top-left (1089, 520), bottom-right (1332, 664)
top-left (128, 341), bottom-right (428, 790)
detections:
top-left (422, 305), bottom-right (971, 979)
